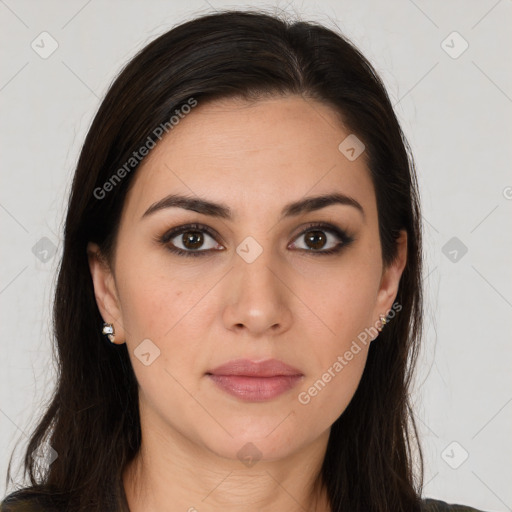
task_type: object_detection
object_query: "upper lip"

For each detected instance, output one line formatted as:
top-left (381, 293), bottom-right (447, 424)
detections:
top-left (207, 358), bottom-right (303, 377)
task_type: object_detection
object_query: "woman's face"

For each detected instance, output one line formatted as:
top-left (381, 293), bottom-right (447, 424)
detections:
top-left (88, 95), bottom-right (406, 463)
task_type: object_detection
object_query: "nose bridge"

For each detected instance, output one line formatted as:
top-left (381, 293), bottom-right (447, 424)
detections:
top-left (222, 231), bottom-right (293, 334)
top-left (235, 232), bottom-right (283, 299)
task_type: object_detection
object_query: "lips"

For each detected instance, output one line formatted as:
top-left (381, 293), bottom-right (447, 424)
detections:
top-left (206, 358), bottom-right (304, 401)
top-left (207, 358), bottom-right (303, 377)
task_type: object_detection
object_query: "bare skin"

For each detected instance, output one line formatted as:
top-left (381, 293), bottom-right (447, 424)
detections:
top-left (88, 95), bottom-right (407, 512)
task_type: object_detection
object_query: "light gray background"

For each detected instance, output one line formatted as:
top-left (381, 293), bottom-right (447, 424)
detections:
top-left (1, 0), bottom-right (511, 510)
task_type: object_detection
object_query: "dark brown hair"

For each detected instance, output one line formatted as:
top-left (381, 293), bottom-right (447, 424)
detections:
top-left (3, 9), bottom-right (424, 512)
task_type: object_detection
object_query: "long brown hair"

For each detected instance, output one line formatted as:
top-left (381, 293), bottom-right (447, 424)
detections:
top-left (3, 9), bottom-right (424, 512)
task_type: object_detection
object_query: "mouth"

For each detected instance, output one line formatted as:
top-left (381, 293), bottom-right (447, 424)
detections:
top-left (206, 358), bottom-right (304, 402)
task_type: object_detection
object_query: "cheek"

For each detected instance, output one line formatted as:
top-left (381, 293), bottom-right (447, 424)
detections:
top-left (296, 344), bottom-right (368, 429)
top-left (114, 253), bottom-right (215, 389)
top-left (293, 283), bottom-right (374, 430)
top-left (115, 264), bottom-right (206, 421)
top-left (290, 254), bottom-right (379, 413)
top-left (115, 247), bottom-right (201, 341)
top-left (292, 253), bottom-right (381, 340)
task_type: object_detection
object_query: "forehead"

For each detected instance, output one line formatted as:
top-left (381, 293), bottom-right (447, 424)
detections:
top-left (122, 95), bottom-right (376, 223)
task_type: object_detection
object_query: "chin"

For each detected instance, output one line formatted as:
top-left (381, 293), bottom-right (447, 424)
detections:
top-left (198, 417), bottom-right (313, 463)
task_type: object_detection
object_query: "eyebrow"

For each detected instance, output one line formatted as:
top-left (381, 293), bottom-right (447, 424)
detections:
top-left (141, 192), bottom-right (365, 221)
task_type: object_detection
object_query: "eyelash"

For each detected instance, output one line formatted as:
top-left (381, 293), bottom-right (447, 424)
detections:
top-left (156, 222), bottom-right (355, 258)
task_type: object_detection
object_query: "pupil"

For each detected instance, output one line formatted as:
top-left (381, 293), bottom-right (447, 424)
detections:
top-left (180, 230), bottom-right (327, 251)
top-left (306, 230), bottom-right (326, 250)
top-left (183, 231), bottom-right (203, 249)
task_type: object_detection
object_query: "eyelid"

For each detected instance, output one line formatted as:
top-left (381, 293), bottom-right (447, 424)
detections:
top-left (157, 221), bottom-right (354, 256)
top-left (290, 221), bottom-right (351, 243)
top-left (159, 222), bottom-right (222, 245)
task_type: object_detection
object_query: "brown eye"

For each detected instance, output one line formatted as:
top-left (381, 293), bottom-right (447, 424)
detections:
top-left (169, 228), bottom-right (220, 253)
top-left (290, 224), bottom-right (349, 254)
top-left (304, 230), bottom-right (327, 250)
top-left (158, 222), bottom-right (353, 259)
top-left (181, 231), bottom-right (204, 250)
top-left (157, 222), bottom-right (224, 257)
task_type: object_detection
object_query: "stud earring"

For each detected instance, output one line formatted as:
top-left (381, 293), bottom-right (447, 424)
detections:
top-left (377, 315), bottom-right (388, 332)
top-left (102, 322), bottom-right (115, 343)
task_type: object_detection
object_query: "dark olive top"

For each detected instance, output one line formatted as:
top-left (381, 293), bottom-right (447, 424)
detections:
top-left (0, 494), bottom-right (490, 512)
top-left (421, 498), bottom-right (490, 511)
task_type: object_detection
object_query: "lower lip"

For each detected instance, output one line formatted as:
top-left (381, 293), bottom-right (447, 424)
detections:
top-left (207, 374), bottom-right (303, 401)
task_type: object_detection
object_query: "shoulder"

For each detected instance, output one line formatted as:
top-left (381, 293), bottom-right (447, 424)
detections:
top-left (421, 498), bottom-right (490, 512)
top-left (0, 490), bottom-right (61, 512)
top-left (2, 493), bottom-right (489, 512)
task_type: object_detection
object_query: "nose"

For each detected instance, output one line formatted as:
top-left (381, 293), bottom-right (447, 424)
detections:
top-left (221, 247), bottom-right (293, 337)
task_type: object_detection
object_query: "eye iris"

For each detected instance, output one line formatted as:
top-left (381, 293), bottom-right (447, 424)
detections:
top-left (183, 231), bottom-right (203, 249)
top-left (305, 230), bottom-right (326, 250)
top-left (173, 227), bottom-right (335, 252)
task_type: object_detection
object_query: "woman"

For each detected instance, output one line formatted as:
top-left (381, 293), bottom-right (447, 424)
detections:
top-left (1, 9), bottom-right (488, 512)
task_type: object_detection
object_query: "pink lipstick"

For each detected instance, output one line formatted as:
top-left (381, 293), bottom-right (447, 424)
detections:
top-left (206, 358), bottom-right (303, 402)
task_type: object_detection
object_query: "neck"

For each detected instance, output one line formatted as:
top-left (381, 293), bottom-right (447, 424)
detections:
top-left (122, 413), bottom-right (331, 512)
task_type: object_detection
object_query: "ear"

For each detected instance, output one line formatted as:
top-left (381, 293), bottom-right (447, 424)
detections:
top-left (372, 229), bottom-right (407, 329)
top-left (87, 241), bottom-right (126, 344)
